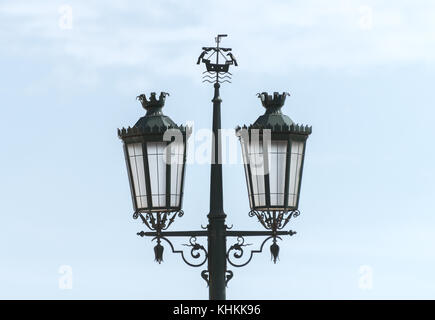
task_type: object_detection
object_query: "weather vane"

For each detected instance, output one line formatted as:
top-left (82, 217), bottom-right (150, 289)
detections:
top-left (197, 34), bottom-right (238, 84)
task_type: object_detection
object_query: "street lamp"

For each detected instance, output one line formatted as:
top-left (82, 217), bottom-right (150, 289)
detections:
top-left (118, 92), bottom-right (189, 215)
top-left (117, 35), bottom-right (312, 300)
top-left (118, 92), bottom-right (190, 262)
top-left (236, 92), bottom-right (311, 262)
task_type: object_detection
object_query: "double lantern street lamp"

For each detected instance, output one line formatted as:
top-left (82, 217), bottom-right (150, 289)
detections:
top-left (118, 35), bottom-right (312, 300)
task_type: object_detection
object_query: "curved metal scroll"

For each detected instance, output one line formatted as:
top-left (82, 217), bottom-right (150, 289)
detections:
top-left (153, 236), bottom-right (208, 268)
top-left (226, 236), bottom-right (282, 268)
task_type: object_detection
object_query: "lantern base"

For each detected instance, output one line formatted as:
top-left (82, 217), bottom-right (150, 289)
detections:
top-left (248, 209), bottom-right (300, 231)
top-left (135, 210), bottom-right (184, 232)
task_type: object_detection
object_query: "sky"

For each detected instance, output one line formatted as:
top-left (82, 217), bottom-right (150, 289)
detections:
top-left (1, 0), bottom-right (435, 299)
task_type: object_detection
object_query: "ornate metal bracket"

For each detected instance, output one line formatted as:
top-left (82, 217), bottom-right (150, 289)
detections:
top-left (136, 222), bottom-right (297, 287)
top-left (249, 209), bottom-right (300, 231)
top-left (226, 233), bottom-right (295, 267)
top-left (135, 211), bottom-right (184, 231)
top-left (227, 236), bottom-right (263, 267)
top-left (136, 232), bottom-right (208, 267)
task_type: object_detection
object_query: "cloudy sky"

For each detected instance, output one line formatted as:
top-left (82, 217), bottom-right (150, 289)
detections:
top-left (1, 0), bottom-right (435, 299)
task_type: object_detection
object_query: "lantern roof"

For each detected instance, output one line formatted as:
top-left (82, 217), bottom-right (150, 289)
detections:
top-left (134, 92), bottom-right (177, 129)
top-left (253, 92), bottom-right (294, 127)
top-left (235, 91), bottom-right (312, 136)
top-left (118, 92), bottom-right (190, 139)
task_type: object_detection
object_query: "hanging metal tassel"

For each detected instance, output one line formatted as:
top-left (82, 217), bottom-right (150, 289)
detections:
top-left (154, 242), bottom-right (164, 264)
top-left (270, 241), bottom-right (280, 264)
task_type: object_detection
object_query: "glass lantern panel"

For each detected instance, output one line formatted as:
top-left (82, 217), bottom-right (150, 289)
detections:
top-left (248, 139), bottom-right (266, 207)
top-left (169, 141), bottom-right (185, 207)
top-left (241, 140), bottom-right (253, 208)
top-left (288, 140), bottom-right (304, 207)
top-left (127, 143), bottom-right (147, 208)
top-left (147, 142), bottom-right (167, 208)
top-left (268, 141), bottom-right (287, 206)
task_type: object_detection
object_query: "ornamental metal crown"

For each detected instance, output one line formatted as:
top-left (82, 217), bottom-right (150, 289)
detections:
top-left (257, 92), bottom-right (290, 109)
top-left (136, 92), bottom-right (170, 111)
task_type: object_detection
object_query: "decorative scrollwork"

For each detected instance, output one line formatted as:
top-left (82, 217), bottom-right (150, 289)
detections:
top-left (227, 236), bottom-right (283, 267)
top-left (183, 236), bottom-right (208, 262)
top-left (227, 236), bottom-right (252, 260)
top-left (249, 210), bottom-right (300, 231)
top-left (138, 211), bottom-right (184, 231)
top-left (248, 210), bottom-right (256, 217)
top-left (150, 236), bottom-right (208, 267)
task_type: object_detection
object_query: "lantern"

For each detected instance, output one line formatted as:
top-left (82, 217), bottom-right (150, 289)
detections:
top-left (236, 92), bottom-right (311, 212)
top-left (118, 92), bottom-right (190, 217)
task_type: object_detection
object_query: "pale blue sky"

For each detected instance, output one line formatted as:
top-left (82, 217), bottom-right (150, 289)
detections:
top-left (1, 0), bottom-right (435, 299)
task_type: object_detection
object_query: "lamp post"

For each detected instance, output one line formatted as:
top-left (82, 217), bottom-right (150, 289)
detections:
top-left (118, 35), bottom-right (312, 300)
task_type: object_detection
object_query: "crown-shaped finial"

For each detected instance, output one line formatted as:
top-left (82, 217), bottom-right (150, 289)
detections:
top-left (257, 92), bottom-right (290, 110)
top-left (136, 92), bottom-right (170, 114)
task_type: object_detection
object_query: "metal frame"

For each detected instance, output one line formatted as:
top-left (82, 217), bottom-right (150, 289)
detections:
top-left (120, 128), bottom-right (189, 215)
top-left (236, 127), bottom-right (310, 212)
top-left (137, 229), bottom-right (296, 269)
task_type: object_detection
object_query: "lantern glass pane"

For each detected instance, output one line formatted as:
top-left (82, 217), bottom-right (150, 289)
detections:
top-left (127, 143), bottom-right (147, 208)
top-left (268, 140), bottom-right (287, 206)
top-left (147, 142), bottom-right (167, 207)
top-left (248, 140), bottom-right (266, 207)
top-left (288, 140), bottom-right (304, 207)
top-left (241, 140), bottom-right (253, 208)
top-left (169, 141), bottom-right (184, 207)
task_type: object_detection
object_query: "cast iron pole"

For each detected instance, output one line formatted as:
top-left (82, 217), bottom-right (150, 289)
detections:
top-left (196, 34), bottom-right (237, 300)
top-left (207, 80), bottom-right (227, 300)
